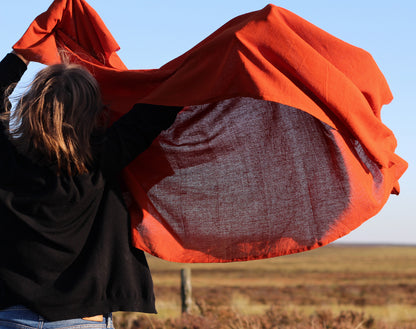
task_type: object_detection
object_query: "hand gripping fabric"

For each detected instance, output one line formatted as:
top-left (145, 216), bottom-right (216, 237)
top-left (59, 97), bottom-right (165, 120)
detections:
top-left (14, 0), bottom-right (407, 262)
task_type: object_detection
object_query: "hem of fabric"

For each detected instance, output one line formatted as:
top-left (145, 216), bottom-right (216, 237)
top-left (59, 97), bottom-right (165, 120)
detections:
top-left (27, 298), bottom-right (157, 322)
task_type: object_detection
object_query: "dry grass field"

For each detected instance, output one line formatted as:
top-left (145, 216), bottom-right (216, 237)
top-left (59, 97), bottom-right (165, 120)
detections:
top-left (113, 244), bottom-right (416, 328)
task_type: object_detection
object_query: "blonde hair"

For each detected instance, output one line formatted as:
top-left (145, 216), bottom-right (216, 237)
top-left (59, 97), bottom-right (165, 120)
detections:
top-left (2, 63), bottom-right (103, 175)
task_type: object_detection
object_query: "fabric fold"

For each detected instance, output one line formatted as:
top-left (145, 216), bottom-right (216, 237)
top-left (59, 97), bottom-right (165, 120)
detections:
top-left (14, 0), bottom-right (407, 262)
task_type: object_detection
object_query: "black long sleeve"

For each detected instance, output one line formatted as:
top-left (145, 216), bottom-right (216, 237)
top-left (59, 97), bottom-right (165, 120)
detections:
top-left (0, 53), bottom-right (27, 115)
top-left (98, 103), bottom-right (182, 176)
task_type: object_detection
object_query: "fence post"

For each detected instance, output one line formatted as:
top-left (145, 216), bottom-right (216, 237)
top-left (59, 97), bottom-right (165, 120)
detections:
top-left (181, 268), bottom-right (192, 314)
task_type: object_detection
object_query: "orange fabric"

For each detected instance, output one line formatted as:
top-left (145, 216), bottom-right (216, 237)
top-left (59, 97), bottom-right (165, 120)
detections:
top-left (14, 0), bottom-right (407, 262)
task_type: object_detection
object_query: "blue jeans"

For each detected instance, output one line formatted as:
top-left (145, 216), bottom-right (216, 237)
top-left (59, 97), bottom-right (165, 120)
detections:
top-left (0, 305), bottom-right (114, 329)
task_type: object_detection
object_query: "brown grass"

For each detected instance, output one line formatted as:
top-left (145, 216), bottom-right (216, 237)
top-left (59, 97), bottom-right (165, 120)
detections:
top-left (114, 244), bottom-right (416, 329)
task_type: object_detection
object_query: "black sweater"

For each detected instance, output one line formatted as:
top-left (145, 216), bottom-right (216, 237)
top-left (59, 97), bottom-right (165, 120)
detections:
top-left (0, 53), bottom-right (181, 321)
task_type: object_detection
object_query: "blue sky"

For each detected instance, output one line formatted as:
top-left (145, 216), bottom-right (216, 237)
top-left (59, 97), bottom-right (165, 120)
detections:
top-left (1, 1), bottom-right (415, 245)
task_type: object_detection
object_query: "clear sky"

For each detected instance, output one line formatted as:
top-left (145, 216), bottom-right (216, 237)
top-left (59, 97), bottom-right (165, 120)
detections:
top-left (1, 1), bottom-right (415, 245)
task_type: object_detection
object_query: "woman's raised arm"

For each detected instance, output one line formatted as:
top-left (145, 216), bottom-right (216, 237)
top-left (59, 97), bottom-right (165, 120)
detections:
top-left (0, 52), bottom-right (28, 114)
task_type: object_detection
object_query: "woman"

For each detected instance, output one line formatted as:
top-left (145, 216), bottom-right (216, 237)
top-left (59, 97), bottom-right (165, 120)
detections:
top-left (0, 50), bottom-right (181, 327)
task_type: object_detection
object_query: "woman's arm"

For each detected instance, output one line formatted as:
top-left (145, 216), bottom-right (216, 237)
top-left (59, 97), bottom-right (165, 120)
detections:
top-left (0, 52), bottom-right (28, 114)
top-left (97, 103), bottom-right (182, 176)
top-left (11, 50), bottom-right (30, 66)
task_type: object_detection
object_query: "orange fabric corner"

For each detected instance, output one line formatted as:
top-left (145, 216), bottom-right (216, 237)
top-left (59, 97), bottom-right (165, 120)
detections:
top-left (14, 0), bottom-right (125, 69)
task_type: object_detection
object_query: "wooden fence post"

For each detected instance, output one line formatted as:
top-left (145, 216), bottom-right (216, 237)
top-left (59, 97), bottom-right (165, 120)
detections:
top-left (181, 268), bottom-right (192, 314)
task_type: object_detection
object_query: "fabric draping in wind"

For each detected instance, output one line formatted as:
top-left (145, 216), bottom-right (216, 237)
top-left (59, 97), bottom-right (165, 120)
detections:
top-left (14, 0), bottom-right (407, 262)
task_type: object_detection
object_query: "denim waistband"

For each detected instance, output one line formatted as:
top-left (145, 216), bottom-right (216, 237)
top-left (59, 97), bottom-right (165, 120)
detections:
top-left (0, 305), bottom-right (113, 329)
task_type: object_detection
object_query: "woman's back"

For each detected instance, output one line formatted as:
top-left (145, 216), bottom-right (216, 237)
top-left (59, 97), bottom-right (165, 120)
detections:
top-left (0, 52), bottom-right (181, 321)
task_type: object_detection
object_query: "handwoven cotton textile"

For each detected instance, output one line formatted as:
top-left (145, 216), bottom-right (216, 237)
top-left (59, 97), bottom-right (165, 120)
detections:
top-left (14, 0), bottom-right (407, 262)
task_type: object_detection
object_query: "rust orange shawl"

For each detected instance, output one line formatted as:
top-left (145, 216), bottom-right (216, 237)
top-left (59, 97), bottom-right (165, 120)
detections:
top-left (14, 0), bottom-right (407, 262)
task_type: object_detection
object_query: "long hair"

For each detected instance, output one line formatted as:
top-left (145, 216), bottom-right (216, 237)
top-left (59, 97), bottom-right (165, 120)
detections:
top-left (2, 63), bottom-right (103, 175)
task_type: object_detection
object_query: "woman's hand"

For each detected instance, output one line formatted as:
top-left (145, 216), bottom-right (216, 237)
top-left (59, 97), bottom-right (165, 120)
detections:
top-left (11, 50), bottom-right (29, 65)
